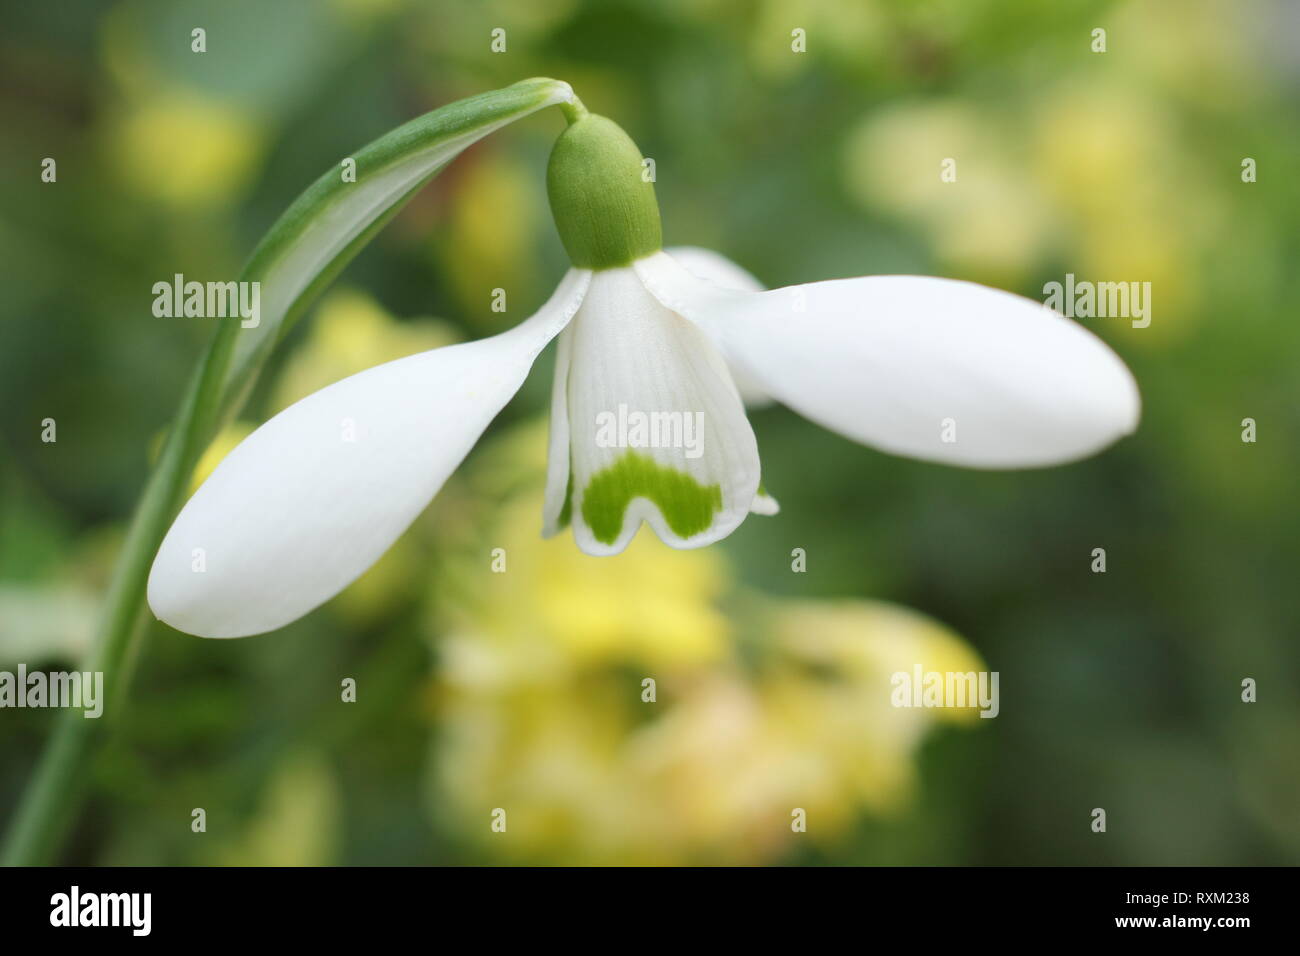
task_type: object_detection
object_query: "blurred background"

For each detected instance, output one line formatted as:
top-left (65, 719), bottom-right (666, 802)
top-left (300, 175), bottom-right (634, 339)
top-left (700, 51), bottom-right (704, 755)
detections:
top-left (2, 0), bottom-right (1298, 865)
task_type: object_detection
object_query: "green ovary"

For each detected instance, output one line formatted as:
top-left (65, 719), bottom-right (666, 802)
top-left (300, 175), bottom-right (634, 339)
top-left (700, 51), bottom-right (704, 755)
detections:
top-left (580, 452), bottom-right (723, 544)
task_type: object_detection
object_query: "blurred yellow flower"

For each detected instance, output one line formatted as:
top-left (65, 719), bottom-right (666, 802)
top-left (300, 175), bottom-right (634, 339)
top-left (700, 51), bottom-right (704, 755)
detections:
top-left (425, 423), bottom-right (985, 864)
top-left (1031, 83), bottom-right (1221, 342)
top-left (433, 424), bottom-right (733, 683)
top-left (843, 101), bottom-right (1052, 287)
top-left (1113, 0), bottom-right (1261, 111)
top-left (109, 92), bottom-right (264, 208)
top-left (438, 154), bottom-right (544, 327)
top-left (844, 84), bottom-right (1222, 343)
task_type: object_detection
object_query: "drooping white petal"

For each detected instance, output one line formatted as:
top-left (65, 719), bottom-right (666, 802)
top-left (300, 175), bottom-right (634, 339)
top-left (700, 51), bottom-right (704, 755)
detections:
top-left (636, 252), bottom-right (1140, 468)
top-left (554, 266), bottom-right (760, 556)
top-left (149, 270), bottom-right (590, 638)
top-left (664, 246), bottom-right (772, 409)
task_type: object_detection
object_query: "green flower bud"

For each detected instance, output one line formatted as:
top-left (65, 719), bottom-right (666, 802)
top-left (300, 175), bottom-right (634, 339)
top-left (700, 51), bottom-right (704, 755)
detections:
top-left (546, 112), bottom-right (662, 270)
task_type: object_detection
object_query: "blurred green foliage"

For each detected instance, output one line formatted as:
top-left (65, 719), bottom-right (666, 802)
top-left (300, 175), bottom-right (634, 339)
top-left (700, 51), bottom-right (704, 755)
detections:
top-left (2, 0), bottom-right (1298, 864)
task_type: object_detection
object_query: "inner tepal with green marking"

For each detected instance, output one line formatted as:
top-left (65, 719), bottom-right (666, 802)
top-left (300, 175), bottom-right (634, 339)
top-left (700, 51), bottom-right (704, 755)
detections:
top-left (540, 99), bottom-right (767, 555)
top-left (580, 452), bottom-right (723, 545)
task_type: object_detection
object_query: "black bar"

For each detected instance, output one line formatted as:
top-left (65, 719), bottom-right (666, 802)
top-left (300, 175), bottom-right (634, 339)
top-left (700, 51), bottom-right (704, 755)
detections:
top-left (0, 865), bottom-right (1279, 941)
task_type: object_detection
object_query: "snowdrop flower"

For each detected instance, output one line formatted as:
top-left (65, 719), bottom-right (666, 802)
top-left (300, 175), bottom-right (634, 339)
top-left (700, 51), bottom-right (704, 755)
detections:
top-left (149, 107), bottom-right (1139, 638)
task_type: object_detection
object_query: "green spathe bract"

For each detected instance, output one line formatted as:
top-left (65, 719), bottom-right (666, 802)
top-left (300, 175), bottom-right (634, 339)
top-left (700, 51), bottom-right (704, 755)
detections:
top-left (547, 114), bottom-right (663, 270)
top-left (580, 451), bottom-right (723, 544)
